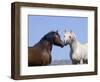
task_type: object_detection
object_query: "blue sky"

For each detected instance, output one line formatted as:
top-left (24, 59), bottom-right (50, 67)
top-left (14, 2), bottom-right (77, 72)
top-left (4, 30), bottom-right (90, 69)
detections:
top-left (28, 15), bottom-right (88, 61)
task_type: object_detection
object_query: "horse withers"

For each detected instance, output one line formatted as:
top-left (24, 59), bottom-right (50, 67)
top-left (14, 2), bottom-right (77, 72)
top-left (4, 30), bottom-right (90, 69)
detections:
top-left (64, 30), bottom-right (88, 64)
top-left (28, 31), bottom-right (64, 66)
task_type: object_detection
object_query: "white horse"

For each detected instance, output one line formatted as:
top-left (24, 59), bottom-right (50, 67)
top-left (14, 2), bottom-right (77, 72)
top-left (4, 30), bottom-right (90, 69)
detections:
top-left (64, 30), bottom-right (88, 64)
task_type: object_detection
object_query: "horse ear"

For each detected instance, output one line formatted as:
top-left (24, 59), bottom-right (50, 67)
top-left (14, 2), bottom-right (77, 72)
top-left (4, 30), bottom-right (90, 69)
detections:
top-left (56, 29), bottom-right (58, 33)
top-left (70, 30), bottom-right (72, 33)
top-left (65, 29), bottom-right (66, 32)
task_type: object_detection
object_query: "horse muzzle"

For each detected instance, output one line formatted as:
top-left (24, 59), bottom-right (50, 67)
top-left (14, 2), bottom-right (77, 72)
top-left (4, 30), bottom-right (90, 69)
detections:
top-left (64, 41), bottom-right (68, 46)
top-left (60, 41), bottom-right (65, 48)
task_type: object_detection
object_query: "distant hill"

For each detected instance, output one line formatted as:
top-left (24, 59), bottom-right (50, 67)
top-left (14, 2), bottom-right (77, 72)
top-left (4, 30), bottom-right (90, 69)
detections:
top-left (50, 60), bottom-right (72, 65)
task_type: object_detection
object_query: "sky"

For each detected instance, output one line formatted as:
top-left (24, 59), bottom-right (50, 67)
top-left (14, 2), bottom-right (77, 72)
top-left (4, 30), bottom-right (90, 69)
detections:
top-left (28, 15), bottom-right (88, 61)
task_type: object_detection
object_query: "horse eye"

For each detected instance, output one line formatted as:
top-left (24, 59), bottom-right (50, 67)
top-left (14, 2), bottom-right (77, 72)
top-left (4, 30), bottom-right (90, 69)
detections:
top-left (69, 36), bottom-right (71, 38)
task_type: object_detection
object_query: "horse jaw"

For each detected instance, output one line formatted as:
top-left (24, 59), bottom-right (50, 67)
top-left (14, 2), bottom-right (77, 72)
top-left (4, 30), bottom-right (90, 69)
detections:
top-left (54, 41), bottom-right (64, 48)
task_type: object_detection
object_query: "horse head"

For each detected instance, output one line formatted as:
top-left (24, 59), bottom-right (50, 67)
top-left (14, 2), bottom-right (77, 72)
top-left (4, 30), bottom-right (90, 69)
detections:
top-left (43, 31), bottom-right (64, 48)
top-left (64, 30), bottom-right (76, 46)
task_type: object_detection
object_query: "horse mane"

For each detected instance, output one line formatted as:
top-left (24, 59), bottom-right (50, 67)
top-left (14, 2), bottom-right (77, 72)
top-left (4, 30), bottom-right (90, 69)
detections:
top-left (39, 31), bottom-right (57, 43)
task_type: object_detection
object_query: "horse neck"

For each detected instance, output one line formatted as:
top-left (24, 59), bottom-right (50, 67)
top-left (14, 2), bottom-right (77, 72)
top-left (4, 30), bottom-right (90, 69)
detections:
top-left (40, 40), bottom-right (53, 52)
top-left (69, 38), bottom-right (79, 52)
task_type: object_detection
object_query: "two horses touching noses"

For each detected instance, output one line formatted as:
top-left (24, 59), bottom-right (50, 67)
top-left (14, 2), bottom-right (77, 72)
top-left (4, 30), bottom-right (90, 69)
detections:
top-left (28, 29), bottom-right (88, 66)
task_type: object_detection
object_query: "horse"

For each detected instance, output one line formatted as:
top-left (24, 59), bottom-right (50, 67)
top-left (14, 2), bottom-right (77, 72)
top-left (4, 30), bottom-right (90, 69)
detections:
top-left (28, 31), bottom-right (64, 66)
top-left (64, 30), bottom-right (88, 64)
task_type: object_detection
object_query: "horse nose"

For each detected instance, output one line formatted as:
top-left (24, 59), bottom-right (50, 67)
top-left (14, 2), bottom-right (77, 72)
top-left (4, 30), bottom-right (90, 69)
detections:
top-left (61, 41), bottom-right (64, 48)
top-left (64, 41), bottom-right (67, 46)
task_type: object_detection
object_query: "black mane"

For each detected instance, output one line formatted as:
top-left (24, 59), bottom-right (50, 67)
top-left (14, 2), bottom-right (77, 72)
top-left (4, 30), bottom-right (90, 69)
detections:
top-left (40, 31), bottom-right (58, 44)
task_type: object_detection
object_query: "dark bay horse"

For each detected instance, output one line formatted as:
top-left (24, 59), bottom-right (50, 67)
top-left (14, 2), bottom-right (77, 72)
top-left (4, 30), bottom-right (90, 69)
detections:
top-left (28, 31), bottom-right (64, 66)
